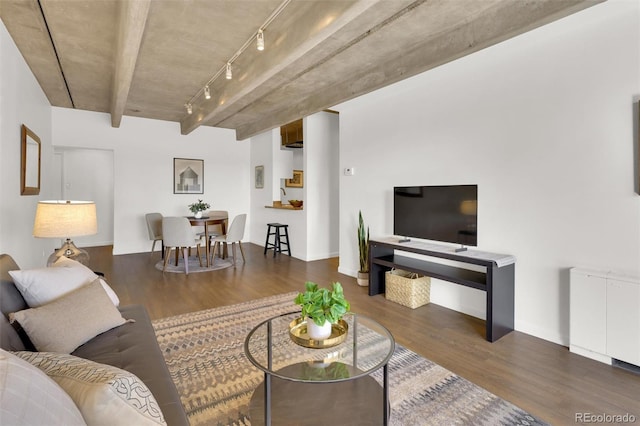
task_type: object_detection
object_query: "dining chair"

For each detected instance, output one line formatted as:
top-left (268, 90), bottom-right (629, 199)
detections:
top-left (211, 214), bottom-right (246, 267)
top-left (199, 210), bottom-right (228, 255)
top-left (162, 217), bottom-right (203, 275)
top-left (145, 213), bottom-right (163, 258)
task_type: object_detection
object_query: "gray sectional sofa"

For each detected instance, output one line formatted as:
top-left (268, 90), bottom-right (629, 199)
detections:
top-left (0, 254), bottom-right (189, 426)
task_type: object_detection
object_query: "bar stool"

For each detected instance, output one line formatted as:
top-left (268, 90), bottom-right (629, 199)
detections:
top-left (264, 223), bottom-right (291, 257)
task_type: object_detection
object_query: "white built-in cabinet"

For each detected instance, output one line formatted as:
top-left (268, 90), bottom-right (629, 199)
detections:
top-left (570, 268), bottom-right (640, 367)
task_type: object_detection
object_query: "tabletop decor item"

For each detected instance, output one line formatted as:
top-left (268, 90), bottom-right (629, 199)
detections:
top-left (293, 281), bottom-right (350, 342)
top-left (288, 199), bottom-right (303, 208)
top-left (188, 199), bottom-right (210, 218)
top-left (288, 316), bottom-right (348, 349)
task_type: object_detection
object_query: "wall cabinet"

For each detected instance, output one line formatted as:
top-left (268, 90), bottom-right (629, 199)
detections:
top-left (570, 268), bottom-right (640, 367)
top-left (280, 119), bottom-right (303, 147)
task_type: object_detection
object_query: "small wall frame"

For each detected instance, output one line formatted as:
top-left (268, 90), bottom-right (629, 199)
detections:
top-left (21, 124), bottom-right (41, 195)
top-left (174, 158), bottom-right (204, 194)
top-left (285, 169), bottom-right (304, 188)
top-left (255, 165), bottom-right (264, 188)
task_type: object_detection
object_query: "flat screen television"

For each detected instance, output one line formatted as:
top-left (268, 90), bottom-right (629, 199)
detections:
top-left (394, 185), bottom-right (477, 247)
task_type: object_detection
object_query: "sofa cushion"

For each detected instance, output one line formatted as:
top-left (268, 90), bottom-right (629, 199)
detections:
top-left (73, 305), bottom-right (190, 426)
top-left (0, 349), bottom-right (86, 425)
top-left (8, 256), bottom-right (119, 308)
top-left (1, 255), bottom-right (29, 351)
top-left (9, 280), bottom-right (127, 353)
top-left (14, 351), bottom-right (167, 426)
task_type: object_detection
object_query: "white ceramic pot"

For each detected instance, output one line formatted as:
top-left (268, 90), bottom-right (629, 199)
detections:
top-left (307, 319), bottom-right (332, 340)
top-left (194, 211), bottom-right (202, 218)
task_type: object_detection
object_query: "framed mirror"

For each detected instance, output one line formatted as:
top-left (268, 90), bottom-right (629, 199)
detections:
top-left (21, 124), bottom-right (41, 195)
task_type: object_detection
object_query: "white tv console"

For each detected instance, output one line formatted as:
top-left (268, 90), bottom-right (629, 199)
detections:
top-left (368, 237), bottom-right (516, 342)
top-left (570, 268), bottom-right (640, 368)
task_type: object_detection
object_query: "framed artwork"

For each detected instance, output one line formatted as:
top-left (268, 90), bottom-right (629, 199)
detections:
top-left (21, 124), bottom-right (41, 195)
top-left (285, 169), bottom-right (304, 188)
top-left (255, 165), bottom-right (264, 188)
top-left (174, 158), bottom-right (204, 194)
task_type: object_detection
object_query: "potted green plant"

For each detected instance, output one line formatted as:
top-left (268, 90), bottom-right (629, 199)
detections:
top-left (294, 281), bottom-right (350, 339)
top-left (188, 199), bottom-right (210, 218)
top-left (357, 210), bottom-right (369, 286)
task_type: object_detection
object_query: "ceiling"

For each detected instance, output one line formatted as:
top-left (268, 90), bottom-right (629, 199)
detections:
top-left (1, 0), bottom-right (603, 140)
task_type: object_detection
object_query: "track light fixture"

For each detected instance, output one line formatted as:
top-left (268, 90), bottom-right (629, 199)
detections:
top-left (183, 0), bottom-right (291, 116)
top-left (225, 63), bottom-right (233, 80)
top-left (257, 29), bottom-right (265, 51)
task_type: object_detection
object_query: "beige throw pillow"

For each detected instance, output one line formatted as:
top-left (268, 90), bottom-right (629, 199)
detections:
top-left (14, 351), bottom-right (167, 426)
top-left (9, 279), bottom-right (127, 353)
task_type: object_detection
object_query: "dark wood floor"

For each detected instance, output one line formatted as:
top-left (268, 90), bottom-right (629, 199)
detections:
top-left (87, 244), bottom-right (640, 425)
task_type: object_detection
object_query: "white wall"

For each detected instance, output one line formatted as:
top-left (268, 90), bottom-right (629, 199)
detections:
top-left (52, 108), bottom-right (249, 255)
top-left (250, 128), bottom-right (307, 259)
top-left (305, 112), bottom-right (340, 259)
top-left (57, 147), bottom-right (114, 247)
top-left (336, 0), bottom-right (640, 345)
top-left (249, 111), bottom-right (340, 260)
top-left (0, 21), bottom-right (55, 268)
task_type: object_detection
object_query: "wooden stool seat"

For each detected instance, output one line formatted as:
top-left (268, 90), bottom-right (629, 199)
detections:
top-left (264, 223), bottom-right (291, 257)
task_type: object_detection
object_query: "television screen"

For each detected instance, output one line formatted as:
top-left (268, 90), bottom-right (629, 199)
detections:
top-left (394, 185), bottom-right (477, 246)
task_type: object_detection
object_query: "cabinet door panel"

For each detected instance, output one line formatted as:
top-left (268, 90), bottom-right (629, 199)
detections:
top-left (607, 279), bottom-right (640, 365)
top-left (570, 271), bottom-right (606, 353)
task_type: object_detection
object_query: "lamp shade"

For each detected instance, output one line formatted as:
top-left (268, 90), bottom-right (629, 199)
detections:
top-left (33, 200), bottom-right (97, 238)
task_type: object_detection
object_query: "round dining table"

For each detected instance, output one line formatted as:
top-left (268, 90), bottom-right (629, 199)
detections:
top-left (187, 214), bottom-right (227, 267)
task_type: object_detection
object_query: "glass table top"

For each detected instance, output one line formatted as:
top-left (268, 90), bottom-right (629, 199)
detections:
top-left (244, 311), bottom-right (395, 383)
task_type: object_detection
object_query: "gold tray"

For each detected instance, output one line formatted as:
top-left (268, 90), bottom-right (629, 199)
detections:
top-left (289, 317), bottom-right (348, 349)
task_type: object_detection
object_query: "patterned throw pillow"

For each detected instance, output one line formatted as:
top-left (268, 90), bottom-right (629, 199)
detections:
top-left (0, 349), bottom-right (86, 425)
top-left (14, 351), bottom-right (167, 426)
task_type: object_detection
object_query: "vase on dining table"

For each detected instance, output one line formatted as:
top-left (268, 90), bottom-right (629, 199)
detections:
top-left (194, 211), bottom-right (202, 219)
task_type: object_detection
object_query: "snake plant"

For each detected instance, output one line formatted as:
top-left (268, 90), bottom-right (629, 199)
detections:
top-left (358, 210), bottom-right (369, 273)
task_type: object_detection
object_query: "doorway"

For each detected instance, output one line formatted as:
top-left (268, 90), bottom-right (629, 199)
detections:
top-left (54, 147), bottom-right (114, 247)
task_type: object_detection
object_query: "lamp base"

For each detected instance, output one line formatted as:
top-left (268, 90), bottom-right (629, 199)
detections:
top-left (47, 239), bottom-right (90, 266)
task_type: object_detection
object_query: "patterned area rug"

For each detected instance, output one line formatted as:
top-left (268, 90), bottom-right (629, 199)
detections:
top-left (152, 293), bottom-right (548, 426)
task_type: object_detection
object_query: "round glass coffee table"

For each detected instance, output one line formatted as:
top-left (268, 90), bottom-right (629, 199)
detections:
top-left (244, 311), bottom-right (395, 425)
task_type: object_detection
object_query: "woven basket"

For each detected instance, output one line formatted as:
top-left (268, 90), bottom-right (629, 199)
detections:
top-left (385, 269), bottom-right (430, 309)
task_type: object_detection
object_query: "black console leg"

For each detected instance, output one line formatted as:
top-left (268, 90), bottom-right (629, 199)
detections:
top-left (368, 243), bottom-right (394, 296)
top-left (487, 263), bottom-right (515, 342)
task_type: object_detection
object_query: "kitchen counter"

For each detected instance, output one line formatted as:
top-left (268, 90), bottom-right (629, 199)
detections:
top-left (265, 204), bottom-right (303, 210)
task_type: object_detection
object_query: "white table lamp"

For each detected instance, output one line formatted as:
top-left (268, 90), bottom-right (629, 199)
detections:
top-left (33, 200), bottom-right (97, 266)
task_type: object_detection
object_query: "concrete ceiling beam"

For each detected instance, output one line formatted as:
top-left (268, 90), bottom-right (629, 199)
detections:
top-left (1, 0), bottom-right (605, 137)
top-left (179, 0), bottom-right (400, 136)
top-left (0, 0), bottom-right (72, 107)
top-left (234, 0), bottom-right (604, 140)
top-left (110, 0), bottom-right (150, 128)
